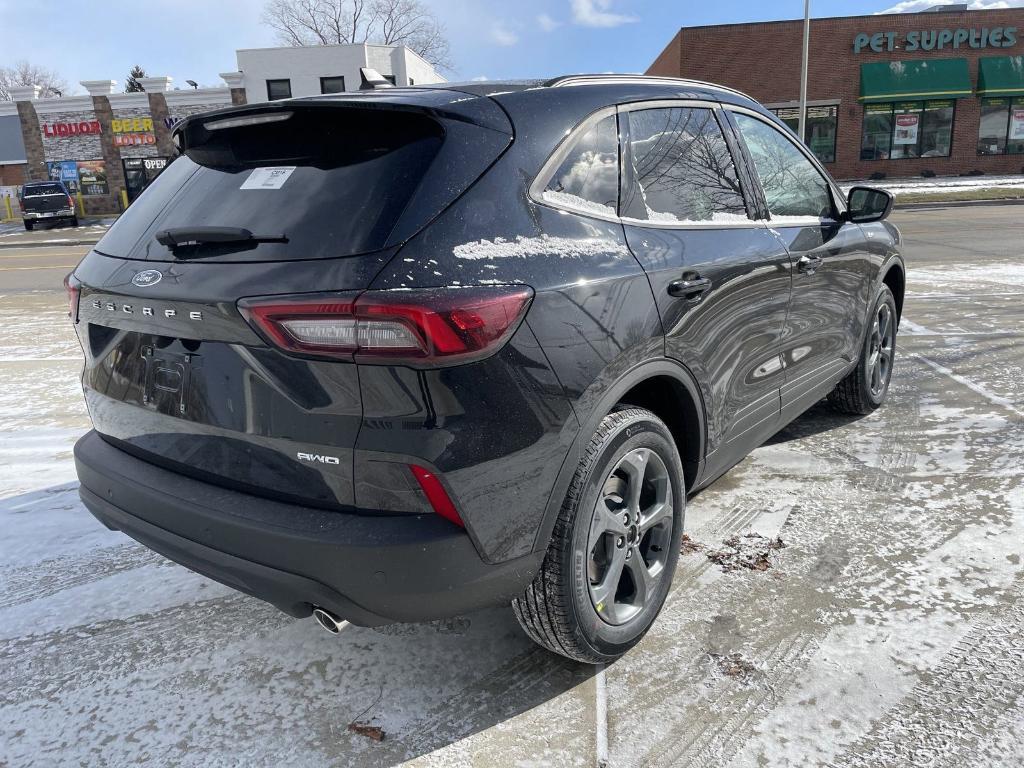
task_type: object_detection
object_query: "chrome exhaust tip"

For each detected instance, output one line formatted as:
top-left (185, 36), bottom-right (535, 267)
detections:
top-left (312, 606), bottom-right (345, 634)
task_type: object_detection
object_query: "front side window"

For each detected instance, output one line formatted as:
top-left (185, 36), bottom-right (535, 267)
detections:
top-left (541, 114), bottom-right (619, 217)
top-left (733, 112), bottom-right (833, 220)
top-left (623, 107), bottom-right (747, 224)
top-left (860, 100), bottom-right (955, 160)
top-left (266, 79), bottom-right (292, 101)
top-left (978, 98), bottom-right (1024, 155)
top-left (320, 76), bottom-right (345, 94)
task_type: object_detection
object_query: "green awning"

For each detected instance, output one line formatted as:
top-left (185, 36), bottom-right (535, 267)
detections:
top-left (859, 59), bottom-right (972, 103)
top-left (977, 56), bottom-right (1024, 97)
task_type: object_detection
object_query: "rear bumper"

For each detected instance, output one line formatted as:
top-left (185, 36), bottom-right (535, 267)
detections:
top-left (24, 209), bottom-right (75, 220)
top-left (74, 430), bottom-right (542, 626)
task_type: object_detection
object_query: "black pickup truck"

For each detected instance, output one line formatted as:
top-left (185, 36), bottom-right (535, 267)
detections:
top-left (19, 181), bottom-right (78, 230)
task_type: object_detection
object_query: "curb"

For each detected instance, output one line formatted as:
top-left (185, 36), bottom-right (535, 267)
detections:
top-left (896, 197), bottom-right (1024, 211)
top-left (0, 238), bottom-right (101, 250)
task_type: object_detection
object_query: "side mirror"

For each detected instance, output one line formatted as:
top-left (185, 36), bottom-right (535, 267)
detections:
top-left (846, 186), bottom-right (894, 223)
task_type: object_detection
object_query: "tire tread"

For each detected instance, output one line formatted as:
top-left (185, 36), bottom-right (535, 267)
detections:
top-left (512, 407), bottom-right (670, 663)
top-left (829, 286), bottom-right (897, 416)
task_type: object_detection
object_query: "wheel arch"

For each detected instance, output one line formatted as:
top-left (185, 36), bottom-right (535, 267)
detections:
top-left (531, 358), bottom-right (706, 556)
top-left (880, 258), bottom-right (905, 322)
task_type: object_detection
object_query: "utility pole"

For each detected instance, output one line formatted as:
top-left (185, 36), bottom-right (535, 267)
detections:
top-left (799, 0), bottom-right (811, 143)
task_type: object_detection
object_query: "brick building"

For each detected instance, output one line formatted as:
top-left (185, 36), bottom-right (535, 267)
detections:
top-left (0, 78), bottom-right (235, 215)
top-left (0, 42), bottom-right (445, 216)
top-left (648, 6), bottom-right (1024, 180)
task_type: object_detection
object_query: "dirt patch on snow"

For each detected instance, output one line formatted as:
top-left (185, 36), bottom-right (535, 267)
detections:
top-left (680, 534), bottom-right (704, 555)
top-left (706, 533), bottom-right (787, 573)
top-left (709, 652), bottom-right (759, 681)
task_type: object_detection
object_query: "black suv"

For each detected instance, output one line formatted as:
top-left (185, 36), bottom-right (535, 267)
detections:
top-left (70, 76), bottom-right (904, 663)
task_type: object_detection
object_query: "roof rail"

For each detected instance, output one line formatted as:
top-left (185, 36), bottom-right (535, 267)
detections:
top-left (544, 74), bottom-right (755, 103)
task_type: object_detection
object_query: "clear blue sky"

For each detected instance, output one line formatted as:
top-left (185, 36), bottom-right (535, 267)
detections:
top-left (0, 0), bottom-right (1019, 90)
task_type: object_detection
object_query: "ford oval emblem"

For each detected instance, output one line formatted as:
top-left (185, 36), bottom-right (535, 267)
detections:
top-left (132, 270), bottom-right (163, 288)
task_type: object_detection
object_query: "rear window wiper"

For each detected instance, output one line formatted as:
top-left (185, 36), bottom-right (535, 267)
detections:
top-left (155, 227), bottom-right (288, 249)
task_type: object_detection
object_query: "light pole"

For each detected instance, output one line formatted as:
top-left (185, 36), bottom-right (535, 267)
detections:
top-left (799, 0), bottom-right (811, 143)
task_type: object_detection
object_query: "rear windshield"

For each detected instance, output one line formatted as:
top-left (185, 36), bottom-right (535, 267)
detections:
top-left (24, 183), bottom-right (66, 197)
top-left (95, 108), bottom-right (445, 262)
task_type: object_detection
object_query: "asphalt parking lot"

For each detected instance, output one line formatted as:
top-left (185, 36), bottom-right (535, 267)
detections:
top-left (1, 204), bottom-right (1023, 767)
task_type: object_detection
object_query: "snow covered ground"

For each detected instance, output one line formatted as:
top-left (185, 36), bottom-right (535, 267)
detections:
top-left (2, 208), bottom-right (1024, 766)
top-left (843, 173), bottom-right (1024, 197)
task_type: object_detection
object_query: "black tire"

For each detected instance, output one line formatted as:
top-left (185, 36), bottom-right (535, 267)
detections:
top-left (69, 217), bottom-right (79, 228)
top-left (24, 220), bottom-right (33, 231)
top-left (512, 407), bottom-right (685, 663)
top-left (829, 285), bottom-right (898, 415)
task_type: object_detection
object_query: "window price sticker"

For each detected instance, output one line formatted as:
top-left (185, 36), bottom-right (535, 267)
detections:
top-left (240, 166), bottom-right (296, 190)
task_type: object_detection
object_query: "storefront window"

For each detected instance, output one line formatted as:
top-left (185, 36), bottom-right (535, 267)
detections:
top-left (920, 101), bottom-right (954, 157)
top-left (770, 105), bottom-right (838, 164)
top-left (860, 100), bottom-right (956, 160)
top-left (861, 104), bottom-right (893, 160)
top-left (891, 103), bottom-right (923, 159)
top-left (978, 98), bottom-right (1024, 155)
top-left (76, 161), bottom-right (109, 196)
top-left (45, 160), bottom-right (108, 196)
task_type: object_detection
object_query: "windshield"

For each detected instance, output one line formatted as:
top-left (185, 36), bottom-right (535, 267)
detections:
top-left (24, 184), bottom-right (66, 197)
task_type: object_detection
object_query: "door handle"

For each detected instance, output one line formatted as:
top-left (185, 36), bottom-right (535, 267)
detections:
top-left (667, 276), bottom-right (712, 300)
top-left (797, 254), bottom-right (823, 274)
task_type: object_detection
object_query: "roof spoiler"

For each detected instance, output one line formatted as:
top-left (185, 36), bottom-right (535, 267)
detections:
top-left (360, 68), bottom-right (395, 90)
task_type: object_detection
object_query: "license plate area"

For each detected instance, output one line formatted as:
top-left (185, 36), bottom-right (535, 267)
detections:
top-left (141, 345), bottom-right (197, 416)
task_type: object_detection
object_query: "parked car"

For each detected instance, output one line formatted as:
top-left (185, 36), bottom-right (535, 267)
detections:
top-left (67, 75), bottom-right (904, 663)
top-left (20, 181), bottom-right (78, 230)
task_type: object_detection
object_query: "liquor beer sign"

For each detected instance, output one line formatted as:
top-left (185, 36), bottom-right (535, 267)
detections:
top-left (111, 116), bottom-right (157, 147)
top-left (42, 120), bottom-right (102, 137)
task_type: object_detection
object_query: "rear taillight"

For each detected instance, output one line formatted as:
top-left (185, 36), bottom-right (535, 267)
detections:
top-left (239, 286), bottom-right (533, 366)
top-left (64, 273), bottom-right (80, 322)
top-left (66, 195), bottom-right (75, 210)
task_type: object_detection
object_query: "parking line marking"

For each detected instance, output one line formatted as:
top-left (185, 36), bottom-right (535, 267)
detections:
top-left (904, 349), bottom-right (1024, 419)
top-left (595, 663), bottom-right (609, 768)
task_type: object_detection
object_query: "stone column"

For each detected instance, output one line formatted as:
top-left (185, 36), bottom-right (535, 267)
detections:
top-left (10, 85), bottom-right (46, 181)
top-left (82, 80), bottom-right (126, 215)
top-left (139, 76), bottom-right (176, 156)
top-left (220, 72), bottom-right (247, 105)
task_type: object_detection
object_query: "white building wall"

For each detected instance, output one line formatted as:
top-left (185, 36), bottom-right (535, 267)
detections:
top-left (235, 43), bottom-right (445, 103)
top-left (399, 48), bottom-right (444, 87)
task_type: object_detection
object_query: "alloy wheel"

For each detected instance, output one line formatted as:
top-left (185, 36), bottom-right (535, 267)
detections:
top-left (586, 448), bottom-right (673, 626)
top-left (868, 303), bottom-right (895, 399)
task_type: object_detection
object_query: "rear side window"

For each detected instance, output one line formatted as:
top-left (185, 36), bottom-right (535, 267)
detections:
top-left (541, 114), bottom-right (619, 217)
top-left (95, 109), bottom-right (444, 261)
top-left (732, 113), bottom-right (833, 220)
top-left (622, 107), bottom-right (748, 224)
top-left (24, 183), bottom-right (66, 197)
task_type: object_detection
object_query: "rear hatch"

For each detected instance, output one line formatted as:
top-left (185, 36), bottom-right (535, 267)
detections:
top-left (22, 183), bottom-right (71, 214)
top-left (74, 90), bottom-right (512, 510)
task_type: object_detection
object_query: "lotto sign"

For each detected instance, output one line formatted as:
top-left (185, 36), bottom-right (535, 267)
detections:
top-left (894, 113), bottom-right (920, 145)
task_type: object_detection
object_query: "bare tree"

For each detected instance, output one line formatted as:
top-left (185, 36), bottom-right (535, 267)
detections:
top-left (0, 60), bottom-right (69, 100)
top-left (262, 0), bottom-right (451, 70)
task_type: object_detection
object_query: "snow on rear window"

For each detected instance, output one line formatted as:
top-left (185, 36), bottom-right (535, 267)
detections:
top-left (24, 184), bottom-right (66, 197)
top-left (542, 115), bottom-right (619, 217)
